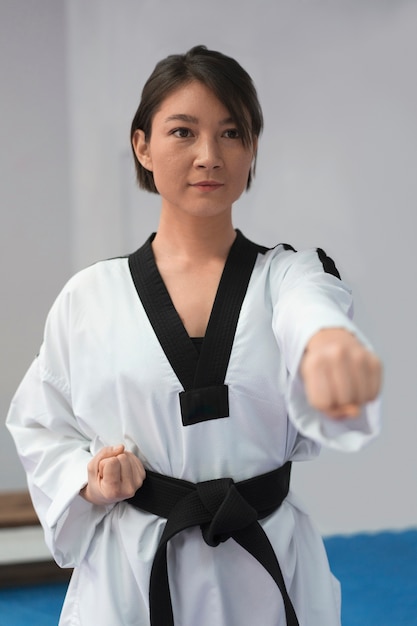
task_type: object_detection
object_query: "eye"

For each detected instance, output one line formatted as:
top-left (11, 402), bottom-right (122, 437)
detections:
top-left (171, 127), bottom-right (193, 138)
top-left (223, 128), bottom-right (240, 139)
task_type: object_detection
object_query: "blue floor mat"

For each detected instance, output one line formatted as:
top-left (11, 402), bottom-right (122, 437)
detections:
top-left (0, 582), bottom-right (67, 626)
top-left (0, 530), bottom-right (416, 625)
top-left (324, 530), bottom-right (417, 625)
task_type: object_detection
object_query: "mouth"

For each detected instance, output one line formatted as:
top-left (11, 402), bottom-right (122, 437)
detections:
top-left (191, 180), bottom-right (224, 192)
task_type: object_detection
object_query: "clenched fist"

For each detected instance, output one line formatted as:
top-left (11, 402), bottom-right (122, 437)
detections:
top-left (300, 328), bottom-right (382, 419)
top-left (80, 445), bottom-right (146, 505)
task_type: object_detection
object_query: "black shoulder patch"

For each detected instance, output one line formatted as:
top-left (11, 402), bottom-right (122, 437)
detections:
top-left (282, 243), bottom-right (296, 252)
top-left (316, 248), bottom-right (341, 279)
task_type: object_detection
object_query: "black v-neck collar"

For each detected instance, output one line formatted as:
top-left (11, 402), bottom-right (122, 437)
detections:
top-left (128, 230), bottom-right (267, 425)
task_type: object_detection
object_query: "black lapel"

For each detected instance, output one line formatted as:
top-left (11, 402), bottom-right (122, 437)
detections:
top-left (128, 231), bottom-right (267, 426)
top-left (128, 233), bottom-right (198, 392)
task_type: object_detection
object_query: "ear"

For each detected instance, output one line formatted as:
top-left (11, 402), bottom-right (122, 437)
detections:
top-left (132, 129), bottom-right (153, 171)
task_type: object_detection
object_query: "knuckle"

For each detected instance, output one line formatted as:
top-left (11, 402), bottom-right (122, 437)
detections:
top-left (308, 348), bottom-right (327, 365)
top-left (103, 486), bottom-right (119, 501)
top-left (351, 348), bottom-right (368, 366)
top-left (103, 476), bottom-right (120, 489)
top-left (125, 485), bottom-right (137, 498)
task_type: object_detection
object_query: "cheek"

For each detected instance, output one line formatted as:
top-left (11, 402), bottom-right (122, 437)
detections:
top-left (151, 154), bottom-right (183, 195)
top-left (149, 149), bottom-right (178, 176)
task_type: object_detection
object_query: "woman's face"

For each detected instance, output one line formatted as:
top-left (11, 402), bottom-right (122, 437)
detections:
top-left (132, 81), bottom-right (257, 220)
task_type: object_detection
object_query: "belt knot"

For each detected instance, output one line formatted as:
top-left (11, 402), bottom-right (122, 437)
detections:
top-left (196, 477), bottom-right (258, 547)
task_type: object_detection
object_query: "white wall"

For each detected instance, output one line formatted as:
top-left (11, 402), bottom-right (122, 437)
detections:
top-left (2, 0), bottom-right (416, 535)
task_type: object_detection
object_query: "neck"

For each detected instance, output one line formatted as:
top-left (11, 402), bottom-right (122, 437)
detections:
top-left (152, 211), bottom-right (236, 263)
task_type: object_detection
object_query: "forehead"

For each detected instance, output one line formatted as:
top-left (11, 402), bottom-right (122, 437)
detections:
top-left (153, 81), bottom-right (232, 122)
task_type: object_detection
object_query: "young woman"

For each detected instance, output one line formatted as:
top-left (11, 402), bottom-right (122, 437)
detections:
top-left (7, 46), bottom-right (381, 626)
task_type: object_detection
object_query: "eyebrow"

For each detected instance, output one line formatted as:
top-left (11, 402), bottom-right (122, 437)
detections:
top-left (163, 114), bottom-right (235, 125)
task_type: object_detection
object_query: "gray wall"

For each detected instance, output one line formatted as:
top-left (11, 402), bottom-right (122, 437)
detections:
top-left (0, 2), bottom-right (71, 488)
top-left (1, 0), bottom-right (416, 535)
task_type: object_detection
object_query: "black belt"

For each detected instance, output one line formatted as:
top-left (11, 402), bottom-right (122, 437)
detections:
top-left (127, 461), bottom-right (299, 626)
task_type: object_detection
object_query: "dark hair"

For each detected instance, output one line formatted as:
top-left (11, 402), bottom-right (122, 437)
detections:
top-left (130, 45), bottom-right (263, 193)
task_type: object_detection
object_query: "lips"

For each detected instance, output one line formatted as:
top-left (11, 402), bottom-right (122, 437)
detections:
top-left (191, 180), bottom-right (224, 192)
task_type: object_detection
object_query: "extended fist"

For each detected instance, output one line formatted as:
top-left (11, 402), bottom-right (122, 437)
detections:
top-left (300, 328), bottom-right (382, 419)
top-left (80, 445), bottom-right (146, 505)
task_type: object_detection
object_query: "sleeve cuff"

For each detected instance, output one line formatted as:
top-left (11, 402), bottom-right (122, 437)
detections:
top-left (287, 372), bottom-right (381, 452)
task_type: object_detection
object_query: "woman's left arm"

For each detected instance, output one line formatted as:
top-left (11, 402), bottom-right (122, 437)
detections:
top-left (270, 246), bottom-right (382, 451)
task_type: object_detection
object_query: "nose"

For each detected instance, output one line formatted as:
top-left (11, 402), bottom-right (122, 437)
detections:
top-left (194, 136), bottom-right (223, 170)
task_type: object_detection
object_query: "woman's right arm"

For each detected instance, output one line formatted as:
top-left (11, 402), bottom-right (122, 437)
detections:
top-left (6, 281), bottom-right (143, 568)
top-left (6, 355), bottom-right (109, 568)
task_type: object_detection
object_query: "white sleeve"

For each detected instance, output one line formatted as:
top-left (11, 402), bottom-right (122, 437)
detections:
top-left (270, 246), bottom-right (381, 452)
top-left (6, 286), bottom-right (113, 568)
